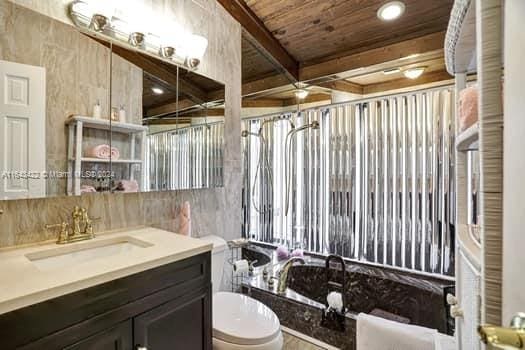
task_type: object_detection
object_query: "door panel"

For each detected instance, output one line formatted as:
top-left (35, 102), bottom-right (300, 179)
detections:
top-left (64, 321), bottom-right (132, 350)
top-left (0, 59), bottom-right (46, 199)
top-left (134, 288), bottom-right (212, 350)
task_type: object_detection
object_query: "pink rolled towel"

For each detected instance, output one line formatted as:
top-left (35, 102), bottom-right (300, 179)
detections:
top-left (116, 179), bottom-right (139, 192)
top-left (178, 201), bottom-right (191, 236)
top-left (85, 144), bottom-right (111, 159)
top-left (459, 86), bottom-right (478, 131)
top-left (84, 144), bottom-right (120, 160)
top-left (80, 185), bottom-right (97, 193)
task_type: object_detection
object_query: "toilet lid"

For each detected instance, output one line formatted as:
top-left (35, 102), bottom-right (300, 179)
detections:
top-left (213, 292), bottom-right (281, 345)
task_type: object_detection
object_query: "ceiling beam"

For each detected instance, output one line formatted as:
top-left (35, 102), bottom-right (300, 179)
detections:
top-left (217, 0), bottom-right (299, 81)
top-left (242, 74), bottom-right (292, 97)
top-left (315, 80), bottom-right (364, 95)
top-left (300, 31), bottom-right (446, 82)
top-left (362, 69), bottom-right (453, 95)
top-left (242, 98), bottom-right (285, 108)
top-left (146, 99), bottom-right (197, 117)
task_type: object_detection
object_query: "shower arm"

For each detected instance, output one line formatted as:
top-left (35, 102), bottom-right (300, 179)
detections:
top-left (284, 121), bottom-right (320, 216)
top-left (242, 130), bottom-right (273, 214)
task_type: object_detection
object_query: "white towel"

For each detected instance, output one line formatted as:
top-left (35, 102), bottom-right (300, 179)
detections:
top-left (434, 333), bottom-right (456, 350)
top-left (356, 313), bottom-right (437, 350)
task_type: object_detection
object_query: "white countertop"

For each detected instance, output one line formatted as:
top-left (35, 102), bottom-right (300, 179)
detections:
top-left (0, 227), bottom-right (212, 315)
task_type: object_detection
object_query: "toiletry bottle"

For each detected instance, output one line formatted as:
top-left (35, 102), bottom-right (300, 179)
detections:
top-left (119, 105), bottom-right (126, 123)
top-left (93, 100), bottom-right (102, 119)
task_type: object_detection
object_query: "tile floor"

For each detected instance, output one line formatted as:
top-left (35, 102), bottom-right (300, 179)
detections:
top-left (282, 331), bottom-right (326, 350)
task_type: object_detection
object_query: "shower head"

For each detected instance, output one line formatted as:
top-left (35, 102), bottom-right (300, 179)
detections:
top-left (241, 130), bottom-right (259, 138)
top-left (292, 120), bottom-right (320, 133)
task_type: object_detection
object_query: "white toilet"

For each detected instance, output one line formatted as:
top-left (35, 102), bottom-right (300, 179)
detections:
top-left (200, 235), bottom-right (283, 350)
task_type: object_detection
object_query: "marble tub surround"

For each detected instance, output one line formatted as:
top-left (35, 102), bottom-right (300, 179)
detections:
top-left (0, 226), bottom-right (212, 315)
top-left (240, 244), bottom-right (454, 349)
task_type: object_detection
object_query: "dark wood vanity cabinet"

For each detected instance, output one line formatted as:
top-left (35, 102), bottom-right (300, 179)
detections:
top-left (0, 252), bottom-right (212, 350)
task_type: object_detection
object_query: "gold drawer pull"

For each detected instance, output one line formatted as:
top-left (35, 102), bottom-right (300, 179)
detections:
top-left (479, 313), bottom-right (525, 348)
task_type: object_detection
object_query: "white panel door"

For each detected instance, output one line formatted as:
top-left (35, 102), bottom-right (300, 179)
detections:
top-left (0, 60), bottom-right (46, 199)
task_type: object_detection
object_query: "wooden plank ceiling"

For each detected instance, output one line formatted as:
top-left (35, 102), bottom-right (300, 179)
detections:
top-left (221, 0), bottom-right (454, 102)
top-left (244, 0), bottom-right (453, 65)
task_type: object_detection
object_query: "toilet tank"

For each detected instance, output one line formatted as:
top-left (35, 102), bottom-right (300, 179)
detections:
top-left (199, 235), bottom-right (227, 293)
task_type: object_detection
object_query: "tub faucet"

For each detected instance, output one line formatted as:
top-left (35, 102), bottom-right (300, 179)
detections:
top-left (277, 257), bottom-right (305, 294)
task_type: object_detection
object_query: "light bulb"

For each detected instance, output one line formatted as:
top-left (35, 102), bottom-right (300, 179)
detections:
top-left (295, 89), bottom-right (309, 100)
top-left (377, 1), bottom-right (405, 21)
top-left (152, 87), bottom-right (164, 95)
top-left (403, 67), bottom-right (426, 79)
top-left (186, 34), bottom-right (208, 60)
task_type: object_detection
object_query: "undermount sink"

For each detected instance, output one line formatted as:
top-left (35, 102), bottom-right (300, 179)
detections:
top-left (25, 236), bottom-right (153, 271)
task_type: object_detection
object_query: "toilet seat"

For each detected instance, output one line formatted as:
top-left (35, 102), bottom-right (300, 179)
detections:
top-left (213, 292), bottom-right (281, 346)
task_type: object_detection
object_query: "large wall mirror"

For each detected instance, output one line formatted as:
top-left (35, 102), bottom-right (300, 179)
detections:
top-left (0, 1), bottom-right (225, 200)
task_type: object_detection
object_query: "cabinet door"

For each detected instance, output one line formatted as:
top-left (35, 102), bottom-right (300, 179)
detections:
top-left (64, 321), bottom-right (132, 350)
top-left (134, 288), bottom-right (212, 350)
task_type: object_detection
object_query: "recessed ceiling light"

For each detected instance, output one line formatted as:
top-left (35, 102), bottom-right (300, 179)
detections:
top-left (403, 67), bottom-right (426, 79)
top-left (377, 1), bottom-right (405, 21)
top-left (152, 87), bottom-right (164, 95)
top-left (383, 68), bottom-right (401, 75)
top-left (295, 89), bottom-right (309, 100)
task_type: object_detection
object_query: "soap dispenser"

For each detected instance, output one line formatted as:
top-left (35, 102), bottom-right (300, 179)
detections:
top-left (93, 100), bottom-right (102, 119)
top-left (119, 105), bottom-right (126, 123)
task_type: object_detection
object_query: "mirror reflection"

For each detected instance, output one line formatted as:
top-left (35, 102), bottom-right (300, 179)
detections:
top-left (0, 3), bottom-right (225, 200)
top-left (109, 44), bottom-right (225, 193)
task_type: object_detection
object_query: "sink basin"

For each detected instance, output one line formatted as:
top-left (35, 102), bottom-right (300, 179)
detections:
top-left (25, 236), bottom-right (153, 271)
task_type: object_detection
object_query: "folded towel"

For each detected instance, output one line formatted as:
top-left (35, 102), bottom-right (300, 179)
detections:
top-left (84, 144), bottom-right (120, 160)
top-left (434, 333), bottom-right (456, 350)
top-left (459, 86), bottom-right (478, 131)
top-left (357, 313), bottom-right (437, 350)
top-left (80, 185), bottom-right (97, 193)
top-left (178, 201), bottom-right (191, 236)
top-left (85, 144), bottom-right (111, 159)
top-left (116, 179), bottom-right (139, 192)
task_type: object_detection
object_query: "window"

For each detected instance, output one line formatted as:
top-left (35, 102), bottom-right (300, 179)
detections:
top-left (242, 87), bottom-right (455, 276)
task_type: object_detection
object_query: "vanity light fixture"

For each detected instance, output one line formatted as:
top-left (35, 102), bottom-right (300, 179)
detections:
top-left (68, 0), bottom-right (209, 69)
top-left (295, 89), bottom-right (309, 100)
top-left (160, 46), bottom-right (176, 59)
top-left (377, 1), bottom-right (406, 21)
top-left (152, 87), bottom-right (164, 95)
top-left (185, 35), bottom-right (209, 69)
top-left (128, 32), bottom-right (146, 47)
top-left (403, 67), bottom-right (426, 79)
top-left (90, 13), bottom-right (109, 32)
top-left (383, 67), bottom-right (401, 75)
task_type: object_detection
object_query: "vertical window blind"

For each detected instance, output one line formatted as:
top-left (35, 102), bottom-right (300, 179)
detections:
top-left (146, 122), bottom-right (224, 191)
top-left (242, 86), bottom-right (455, 276)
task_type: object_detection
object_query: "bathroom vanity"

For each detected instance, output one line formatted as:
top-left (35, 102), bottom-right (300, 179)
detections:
top-left (0, 227), bottom-right (213, 350)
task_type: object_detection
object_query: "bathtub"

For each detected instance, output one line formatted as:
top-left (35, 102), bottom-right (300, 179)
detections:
top-left (241, 245), bottom-right (453, 350)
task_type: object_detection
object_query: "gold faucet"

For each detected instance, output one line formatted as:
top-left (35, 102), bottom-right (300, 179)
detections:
top-left (45, 206), bottom-right (100, 244)
top-left (277, 257), bottom-right (305, 294)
